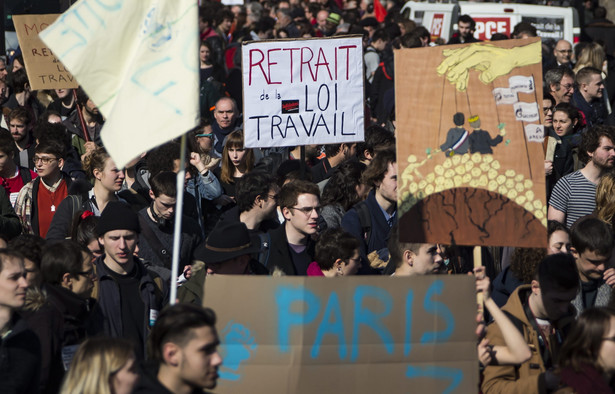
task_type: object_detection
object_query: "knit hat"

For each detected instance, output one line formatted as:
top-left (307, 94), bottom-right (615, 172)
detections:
top-left (326, 13), bottom-right (341, 25)
top-left (95, 201), bottom-right (140, 236)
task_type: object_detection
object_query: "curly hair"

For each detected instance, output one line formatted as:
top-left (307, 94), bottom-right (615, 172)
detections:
top-left (82, 147), bottom-right (110, 180)
top-left (509, 247), bottom-right (546, 284)
top-left (321, 161), bottom-right (367, 211)
top-left (578, 125), bottom-right (615, 164)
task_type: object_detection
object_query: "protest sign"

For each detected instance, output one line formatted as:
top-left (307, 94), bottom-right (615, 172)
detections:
top-left (40, 0), bottom-right (199, 169)
top-left (242, 36), bottom-right (364, 148)
top-left (395, 38), bottom-right (547, 248)
top-left (13, 14), bottom-right (78, 90)
top-left (204, 275), bottom-right (477, 394)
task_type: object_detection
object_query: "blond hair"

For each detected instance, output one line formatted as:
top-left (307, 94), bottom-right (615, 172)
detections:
top-left (595, 172), bottom-right (615, 224)
top-left (60, 337), bottom-right (134, 394)
top-left (573, 42), bottom-right (606, 76)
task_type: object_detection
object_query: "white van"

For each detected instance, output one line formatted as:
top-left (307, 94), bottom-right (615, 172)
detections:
top-left (400, 1), bottom-right (581, 44)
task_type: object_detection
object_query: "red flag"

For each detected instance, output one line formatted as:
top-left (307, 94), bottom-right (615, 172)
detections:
top-left (374, 0), bottom-right (387, 23)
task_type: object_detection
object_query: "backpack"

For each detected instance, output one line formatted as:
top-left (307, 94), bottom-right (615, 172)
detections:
top-left (18, 167), bottom-right (32, 185)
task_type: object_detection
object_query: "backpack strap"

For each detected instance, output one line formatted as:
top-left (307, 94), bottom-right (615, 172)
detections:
top-left (18, 167), bottom-right (32, 185)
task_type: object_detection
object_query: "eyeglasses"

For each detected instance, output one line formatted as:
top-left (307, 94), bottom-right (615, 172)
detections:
top-left (603, 336), bottom-right (615, 342)
top-left (196, 133), bottom-right (213, 138)
top-left (75, 269), bottom-right (95, 277)
top-left (32, 156), bottom-right (58, 165)
top-left (560, 83), bottom-right (574, 91)
top-left (543, 106), bottom-right (553, 114)
top-left (290, 206), bottom-right (321, 215)
top-left (556, 49), bottom-right (572, 54)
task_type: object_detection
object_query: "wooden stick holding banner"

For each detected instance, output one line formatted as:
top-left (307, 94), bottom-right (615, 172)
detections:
top-left (474, 246), bottom-right (483, 314)
top-left (73, 89), bottom-right (90, 143)
top-left (169, 134), bottom-right (187, 305)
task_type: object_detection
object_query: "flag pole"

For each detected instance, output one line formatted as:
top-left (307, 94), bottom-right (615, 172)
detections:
top-left (169, 134), bottom-right (187, 305)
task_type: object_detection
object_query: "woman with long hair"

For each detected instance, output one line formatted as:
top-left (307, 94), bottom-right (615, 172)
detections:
top-left (320, 160), bottom-right (368, 229)
top-left (595, 172), bottom-right (615, 226)
top-left (199, 40), bottom-right (225, 83)
top-left (557, 307), bottom-right (615, 393)
top-left (60, 337), bottom-right (139, 394)
top-left (214, 129), bottom-right (254, 199)
top-left (46, 147), bottom-right (125, 240)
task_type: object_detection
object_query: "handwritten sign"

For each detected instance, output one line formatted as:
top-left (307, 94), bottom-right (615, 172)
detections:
top-left (13, 14), bottom-right (78, 90)
top-left (204, 275), bottom-right (477, 394)
top-left (40, 0), bottom-right (199, 169)
top-left (524, 124), bottom-right (544, 143)
top-left (514, 102), bottom-right (540, 122)
top-left (242, 36), bottom-right (364, 148)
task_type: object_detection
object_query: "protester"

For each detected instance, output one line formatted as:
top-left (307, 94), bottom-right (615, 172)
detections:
top-left (8, 234), bottom-right (45, 289)
top-left (137, 171), bottom-right (201, 282)
top-left (47, 89), bottom-right (76, 120)
top-left (0, 185), bottom-right (22, 239)
top-left (0, 128), bottom-right (37, 206)
top-left (46, 147), bottom-right (125, 240)
top-left (545, 66), bottom-right (576, 105)
top-left (0, 248), bottom-right (41, 394)
top-left (63, 88), bottom-right (104, 155)
top-left (309, 228), bottom-right (361, 276)
top-left (546, 103), bottom-right (580, 199)
top-left (569, 216), bottom-right (614, 315)
top-left (320, 160), bottom-right (368, 229)
top-left (88, 201), bottom-right (166, 359)
top-left (481, 254), bottom-right (579, 393)
top-left (60, 337), bottom-right (139, 394)
top-left (134, 304), bottom-right (222, 394)
top-left (214, 129), bottom-right (254, 200)
top-left (342, 148), bottom-right (397, 269)
top-left (211, 97), bottom-right (241, 158)
top-left (548, 125), bottom-right (615, 228)
top-left (557, 307), bottom-right (615, 394)
top-left (7, 107), bottom-right (36, 170)
top-left (263, 179), bottom-right (319, 275)
top-left (491, 247), bottom-right (547, 308)
top-left (448, 15), bottom-right (479, 44)
top-left (572, 66), bottom-right (608, 128)
top-left (311, 142), bottom-right (357, 184)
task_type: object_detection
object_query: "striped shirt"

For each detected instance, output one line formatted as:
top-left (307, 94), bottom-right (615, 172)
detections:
top-left (549, 171), bottom-right (596, 228)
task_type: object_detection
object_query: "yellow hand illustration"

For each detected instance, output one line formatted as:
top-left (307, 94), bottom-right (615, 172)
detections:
top-left (436, 41), bottom-right (541, 91)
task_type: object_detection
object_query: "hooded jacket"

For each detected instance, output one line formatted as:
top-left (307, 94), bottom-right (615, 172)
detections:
top-left (482, 285), bottom-right (575, 394)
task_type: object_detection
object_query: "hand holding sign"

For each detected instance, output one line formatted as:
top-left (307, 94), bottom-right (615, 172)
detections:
top-left (436, 41), bottom-right (541, 91)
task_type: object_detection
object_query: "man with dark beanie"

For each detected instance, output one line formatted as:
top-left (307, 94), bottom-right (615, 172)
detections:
top-left (88, 201), bottom-right (165, 359)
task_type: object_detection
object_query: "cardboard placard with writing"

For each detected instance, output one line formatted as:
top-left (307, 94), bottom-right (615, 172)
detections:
top-left (204, 275), bottom-right (477, 394)
top-left (13, 14), bottom-right (78, 90)
top-left (395, 38), bottom-right (547, 248)
top-left (241, 36), bottom-right (364, 148)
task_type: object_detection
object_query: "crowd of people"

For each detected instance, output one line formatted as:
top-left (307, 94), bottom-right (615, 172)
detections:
top-left (1, 0), bottom-right (615, 393)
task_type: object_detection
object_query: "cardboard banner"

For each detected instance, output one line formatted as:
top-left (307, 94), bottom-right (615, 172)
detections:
top-left (204, 275), bottom-right (477, 394)
top-left (242, 36), bottom-right (364, 148)
top-left (13, 14), bottom-right (78, 90)
top-left (40, 0), bottom-right (199, 169)
top-left (395, 38), bottom-right (547, 248)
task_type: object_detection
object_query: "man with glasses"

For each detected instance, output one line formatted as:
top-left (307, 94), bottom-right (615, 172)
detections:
top-left (545, 65), bottom-right (575, 105)
top-left (14, 138), bottom-right (71, 237)
top-left (265, 179), bottom-right (320, 275)
top-left (553, 40), bottom-right (573, 68)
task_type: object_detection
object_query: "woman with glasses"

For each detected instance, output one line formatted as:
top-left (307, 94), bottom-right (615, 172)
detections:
top-left (308, 228), bottom-right (361, 277)
top-left (46, 147), bottom-right (125, 240)
top-left (557, 307), bottom-right (615, 393)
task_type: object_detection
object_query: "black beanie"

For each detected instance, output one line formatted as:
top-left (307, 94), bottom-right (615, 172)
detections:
top-left (95, 201), bottom-right (140, 236)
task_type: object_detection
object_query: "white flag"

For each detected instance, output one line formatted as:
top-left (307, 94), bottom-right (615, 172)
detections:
top-left (509, 75), bottom-right (535, 94)
top-left (514, 102), bottom-right (540, 123)
top-left (40, 0), bottom-right (199, 169)
top-left (492, 88), bottom-right (517, 105)
top-left (524, 124), bottom-right (545, 143)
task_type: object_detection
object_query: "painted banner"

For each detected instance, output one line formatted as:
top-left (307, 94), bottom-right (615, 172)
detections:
top-left (396, 38), bottom-right (547, 248)
top-left (13, 14), bottom-right (78, 90)
top-left (242, 36), bottom-right (364, 148)
top-left (204, 275), bottom-right (478, 394)
top-left (40, 0), bottom-right (199, 169)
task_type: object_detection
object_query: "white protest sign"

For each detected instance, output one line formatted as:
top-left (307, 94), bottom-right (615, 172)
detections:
top-left (513, 102), bottom-right (540, 123)
top-left (492, 87), bottom-right (517, 105)
top-left (524, 124), bottom-right (544, 143)
top-left (242, 36), bottom-right (364, 148)
top-left (509, 75), bottom-right (535, 94)
top-left (40, 0), bottom-right (199, 169)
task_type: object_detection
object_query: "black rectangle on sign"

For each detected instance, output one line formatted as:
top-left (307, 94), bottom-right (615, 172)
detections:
top-left (282, 100), bottom-right (299, 114)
